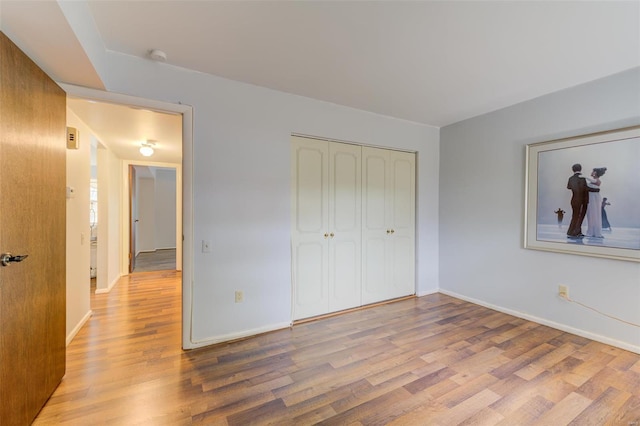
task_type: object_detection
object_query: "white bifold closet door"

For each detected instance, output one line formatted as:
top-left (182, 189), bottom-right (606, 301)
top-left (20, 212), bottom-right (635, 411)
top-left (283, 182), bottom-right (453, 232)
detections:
top-left (291, 136), bottom-right (362, 320)
top-left (362, 146), bottom-right (415, 305)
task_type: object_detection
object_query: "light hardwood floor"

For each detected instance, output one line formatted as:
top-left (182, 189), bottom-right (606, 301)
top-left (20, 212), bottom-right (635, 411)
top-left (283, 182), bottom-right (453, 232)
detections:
top-left (35, 271), bottom-right (640, 424)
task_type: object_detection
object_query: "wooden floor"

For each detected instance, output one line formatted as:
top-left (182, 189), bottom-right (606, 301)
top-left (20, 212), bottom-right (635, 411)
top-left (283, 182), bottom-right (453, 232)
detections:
top-left (134, 248), bottom-right (177, 272)
top-left (35, 272), bottom-right (640, 425)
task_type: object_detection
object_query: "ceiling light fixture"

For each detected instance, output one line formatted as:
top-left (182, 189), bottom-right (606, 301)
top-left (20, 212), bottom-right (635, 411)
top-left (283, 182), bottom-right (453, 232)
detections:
top-left (140, 140), bottom-right (155, 157)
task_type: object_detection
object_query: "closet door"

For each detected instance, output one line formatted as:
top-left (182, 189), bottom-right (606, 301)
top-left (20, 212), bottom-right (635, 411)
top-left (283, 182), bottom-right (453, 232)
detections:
top-left (292, 137), bottom-right (362, 320)
top-left (328, 143), bottom-right (361, 312)
top-left (291, 136), bottom-right (329, 319)
top-left (362, 147), bottom-right (415, 304)
top-left (362, 147), bottom-right (390, 304)
top-left (388, 150), bottom-right (415, 298)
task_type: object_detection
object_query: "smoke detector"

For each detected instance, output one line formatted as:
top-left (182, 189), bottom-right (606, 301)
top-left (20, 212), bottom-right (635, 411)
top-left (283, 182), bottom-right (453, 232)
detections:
top-left (148, 49), bottom-right (167, 62)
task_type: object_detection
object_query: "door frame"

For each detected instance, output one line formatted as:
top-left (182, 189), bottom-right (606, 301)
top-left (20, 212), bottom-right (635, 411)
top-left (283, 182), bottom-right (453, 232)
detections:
top-left (59, 84), bottom-right (194, 350)
top-left (129, 164), bottom-right (137, 274)
top-left (124, 162), bottom-right (182, 273)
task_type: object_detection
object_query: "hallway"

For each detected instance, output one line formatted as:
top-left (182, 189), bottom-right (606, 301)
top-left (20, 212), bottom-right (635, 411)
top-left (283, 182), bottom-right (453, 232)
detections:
top-left (36, 271), bottom-right (183, 423)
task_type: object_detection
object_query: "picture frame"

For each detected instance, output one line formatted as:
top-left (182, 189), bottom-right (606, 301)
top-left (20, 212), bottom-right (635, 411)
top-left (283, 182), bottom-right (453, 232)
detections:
top-left (524, 126), bottom-right (640, 262)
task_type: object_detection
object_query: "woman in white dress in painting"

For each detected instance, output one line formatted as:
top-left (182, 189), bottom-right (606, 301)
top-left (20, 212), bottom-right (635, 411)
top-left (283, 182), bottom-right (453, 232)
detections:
top-left (585, 167), bottom-right (607, 238)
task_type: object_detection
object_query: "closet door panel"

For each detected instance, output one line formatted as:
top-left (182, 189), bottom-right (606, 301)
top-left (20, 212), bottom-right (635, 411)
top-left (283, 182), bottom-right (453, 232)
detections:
top-left (362, 147), bottom-right (390, 304)
top-left (391, 153), bottom-right (415, 231)
top-left (391, 235), bottom-right (414, 296)
top-left (291, 137), bottom-right (329, 320)
top-left (362, 147), bottom-right (415, 304)
top-left (295, 147), bottom-right (326, 233)
top-left (363, 150), bottom-right (387, 231)
top-left (294, 242), bottom-right (328, 318)
top-left (329, 143), bottom-right (361, 311)
top-left (362, 237), bottom-right (387, 304)
top-left (332, 149), bottom-right (359, 231)
top-left (330, 240), bottom-right (359, 310)
top-left (389, 150), bottom-right (415, 298)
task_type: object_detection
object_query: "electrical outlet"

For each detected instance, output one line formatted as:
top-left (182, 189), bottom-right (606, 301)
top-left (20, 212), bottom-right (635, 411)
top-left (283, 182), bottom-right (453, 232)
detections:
top-left (202, 240), bottom-right (211, 253)
top-left (235, 290), bottom-right (244, 303)
top-left (558, 285), bottom-right (569, 298)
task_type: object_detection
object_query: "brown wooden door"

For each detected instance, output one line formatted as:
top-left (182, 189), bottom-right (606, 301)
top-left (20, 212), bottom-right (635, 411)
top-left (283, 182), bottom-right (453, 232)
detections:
top-left (0, 32), bottom-right (67, 424)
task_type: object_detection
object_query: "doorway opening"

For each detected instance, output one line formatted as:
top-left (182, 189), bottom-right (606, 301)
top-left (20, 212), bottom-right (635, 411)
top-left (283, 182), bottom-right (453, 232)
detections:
top-left (63, 84), bottom-right (193, 349)
top-left (128, 165), bottom-right (179, 274)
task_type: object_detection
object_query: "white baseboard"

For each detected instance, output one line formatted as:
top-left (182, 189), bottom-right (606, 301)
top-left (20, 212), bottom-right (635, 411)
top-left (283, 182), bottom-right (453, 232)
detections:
top-left (95, 275), bottom-right (121, 294)
top-left (138, 247), bottom-right (177, 254)
top-left (186, 322), bottom-right (292, 349)
top-left (66, 310), bottom-right (92, 346)
top-left (438, 289), bottom-right (640, 355)
top-left (417, 289), bottom-right (439, 297)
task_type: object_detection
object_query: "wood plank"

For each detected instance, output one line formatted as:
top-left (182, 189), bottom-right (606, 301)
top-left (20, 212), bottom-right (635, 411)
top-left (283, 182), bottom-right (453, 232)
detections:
top-left (33, 276), bottom-right (640, 424)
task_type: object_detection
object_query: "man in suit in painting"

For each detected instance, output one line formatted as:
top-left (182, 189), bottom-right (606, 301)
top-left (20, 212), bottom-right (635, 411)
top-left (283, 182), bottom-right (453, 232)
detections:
top-left (566, 163), bottom-right (598, 238)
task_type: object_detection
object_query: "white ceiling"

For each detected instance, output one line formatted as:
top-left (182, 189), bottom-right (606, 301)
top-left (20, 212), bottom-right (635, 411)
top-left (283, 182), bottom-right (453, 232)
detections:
top-left (1, 1), bottom-right (639, 160)
top-left (67, 97), bottom-right (182, 164)
top-left (86, 0), bottom-right (640, 127)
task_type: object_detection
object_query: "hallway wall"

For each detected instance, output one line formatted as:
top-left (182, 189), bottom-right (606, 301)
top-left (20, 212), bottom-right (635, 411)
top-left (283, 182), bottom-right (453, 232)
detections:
top-left (65, 109), bottom-right (92, 344)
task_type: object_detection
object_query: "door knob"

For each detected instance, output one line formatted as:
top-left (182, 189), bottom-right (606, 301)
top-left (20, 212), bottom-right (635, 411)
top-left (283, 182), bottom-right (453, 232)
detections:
top-left (1, 253), bottom-right (29, 267)
top-left (330, 233), bottom-right (335, 238)
top-left (390, 229), bottom-right (395, 234)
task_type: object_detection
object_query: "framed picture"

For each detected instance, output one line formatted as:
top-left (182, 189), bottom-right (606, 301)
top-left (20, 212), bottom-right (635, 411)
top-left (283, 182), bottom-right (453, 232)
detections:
top-left (524, 126), bottom-right (640, 262)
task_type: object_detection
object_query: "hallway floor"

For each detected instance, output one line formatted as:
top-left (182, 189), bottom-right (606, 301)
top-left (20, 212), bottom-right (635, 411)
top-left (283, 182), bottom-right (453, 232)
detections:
top-left (134, 248), bottom-right (176, 272)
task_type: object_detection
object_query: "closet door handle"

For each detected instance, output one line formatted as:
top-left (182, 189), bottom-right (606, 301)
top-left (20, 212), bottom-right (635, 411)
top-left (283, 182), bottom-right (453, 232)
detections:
top-left (330, 233), bottom-right (334, 238)
top-left (324, 233), bottom-right (329, 239)
top-left (390, 229), bottom-right (395, 234)
top-left (386, 229), bottom-right (391, 234)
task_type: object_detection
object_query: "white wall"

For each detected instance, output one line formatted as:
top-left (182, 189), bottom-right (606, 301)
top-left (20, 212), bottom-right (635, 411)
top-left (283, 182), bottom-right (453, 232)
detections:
top-left (96, 51), bottom-right (439, 347)
top-left (132, 168), bottom-right (176, 253)
top-left (440, 68), bottom-right (640, 352)
top-left (137, 177), bottom-right (156, 253)
top-left (155, 168), bottom-right (177, 249)
top-left (96, 146), bottom-right (122, 292)
top-left (65, 109), bottom-right (92, 344)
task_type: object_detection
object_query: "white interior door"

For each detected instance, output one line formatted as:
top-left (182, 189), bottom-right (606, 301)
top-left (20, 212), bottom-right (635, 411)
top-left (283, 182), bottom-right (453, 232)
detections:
top-left (328, 142), bottom-right (362, 312)
top-left (362, 147), bottom-right (391, 304)
top-left (291, 136), bottom-right (329, 319)
top-left (362, 147), bottom-right (415, 304)
top-left (293, 138), bottom-right (413, 319)
top-left (389, 150), bottom-right (416, 298)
